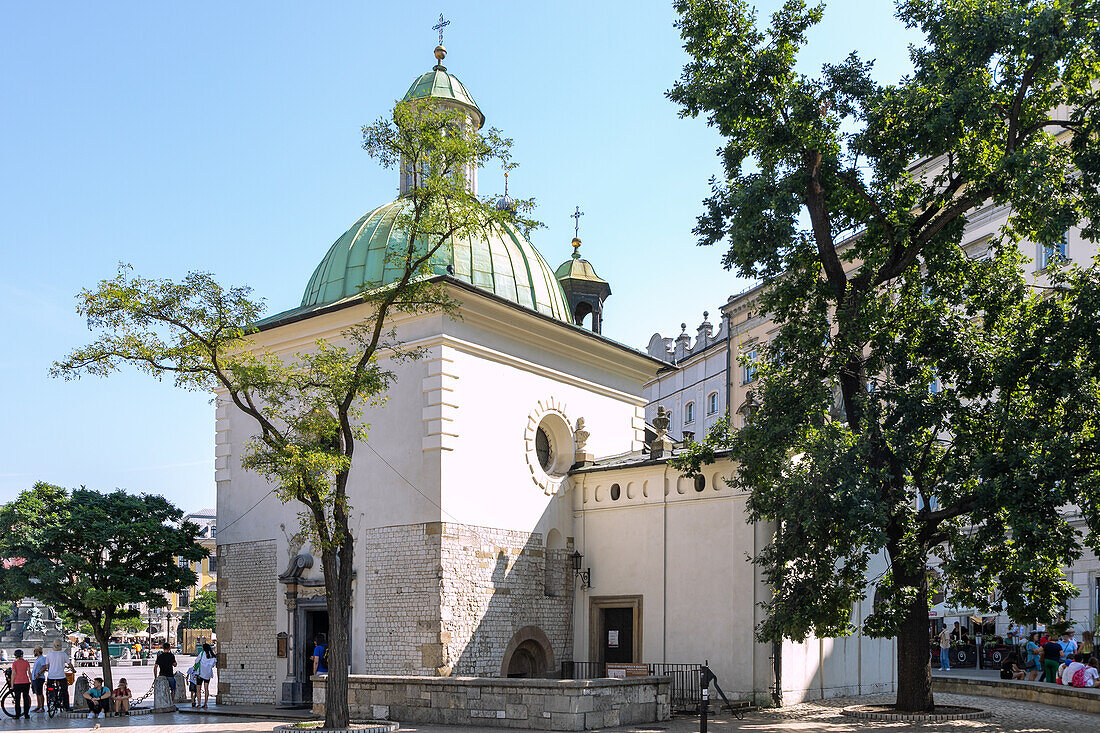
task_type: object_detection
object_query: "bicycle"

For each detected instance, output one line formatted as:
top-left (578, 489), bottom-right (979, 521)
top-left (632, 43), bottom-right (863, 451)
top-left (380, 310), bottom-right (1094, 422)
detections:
top-left (0, 667), bottom-right (18, 718)
top-left (45, 677), bottom-right (68, 718)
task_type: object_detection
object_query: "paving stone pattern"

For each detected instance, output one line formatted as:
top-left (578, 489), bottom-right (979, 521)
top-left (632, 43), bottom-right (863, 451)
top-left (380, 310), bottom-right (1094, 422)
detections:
top-left (217, 539), bottom-right (278, 704)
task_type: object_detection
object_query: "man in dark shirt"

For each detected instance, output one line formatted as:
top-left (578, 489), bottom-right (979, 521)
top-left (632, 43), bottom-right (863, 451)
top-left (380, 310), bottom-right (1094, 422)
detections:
top-left (1041, 639), bottom-right (1063, 683)
top-left (154, 642), bottom-right (177, 696)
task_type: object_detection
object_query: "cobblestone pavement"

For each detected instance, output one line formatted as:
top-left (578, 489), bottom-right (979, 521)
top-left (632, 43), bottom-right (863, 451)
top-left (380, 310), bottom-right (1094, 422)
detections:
top-left (10, 692), bottom-right (1099, 732)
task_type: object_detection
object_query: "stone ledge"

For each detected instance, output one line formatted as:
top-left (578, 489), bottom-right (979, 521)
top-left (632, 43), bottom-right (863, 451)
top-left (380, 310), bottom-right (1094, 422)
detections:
top-left (933, 676), bottom-right (1100, 714)
top-left (273, 721), bottom-right (398, 733)
top-left (317, 674), bottom-right (670, 689)
top-left (59, 707), bottom-right (152, 719)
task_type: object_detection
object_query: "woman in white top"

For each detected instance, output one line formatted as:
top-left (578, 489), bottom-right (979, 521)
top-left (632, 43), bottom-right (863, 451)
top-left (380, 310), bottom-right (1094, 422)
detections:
top-left (196, 643), bottom-right (217, 709)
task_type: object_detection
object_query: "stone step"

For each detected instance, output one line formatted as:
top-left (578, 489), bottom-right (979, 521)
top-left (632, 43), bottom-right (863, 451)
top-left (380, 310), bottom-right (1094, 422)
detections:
top-left (59, 707), bottom-right (152, 719)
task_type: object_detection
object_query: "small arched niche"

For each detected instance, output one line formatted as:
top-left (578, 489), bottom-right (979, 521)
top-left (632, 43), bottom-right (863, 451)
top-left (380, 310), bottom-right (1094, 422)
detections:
top-left (501, 626), bottom-right (555, 678)
top-left (544, 529), bottom-right (566, 598)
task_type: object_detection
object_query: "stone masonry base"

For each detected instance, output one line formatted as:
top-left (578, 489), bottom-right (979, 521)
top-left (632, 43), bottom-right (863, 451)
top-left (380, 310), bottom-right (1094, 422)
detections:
top-left (312, 674), bottom-right (671, 730)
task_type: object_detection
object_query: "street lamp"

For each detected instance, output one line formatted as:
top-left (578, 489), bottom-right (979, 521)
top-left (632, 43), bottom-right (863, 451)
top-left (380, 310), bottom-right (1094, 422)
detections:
top-left (571, 551), bottom-right (591, 589)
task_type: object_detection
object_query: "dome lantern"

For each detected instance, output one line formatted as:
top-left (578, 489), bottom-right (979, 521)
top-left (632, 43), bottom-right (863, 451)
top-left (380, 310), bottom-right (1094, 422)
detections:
top-left (555, 208), bottom-right (611, 334)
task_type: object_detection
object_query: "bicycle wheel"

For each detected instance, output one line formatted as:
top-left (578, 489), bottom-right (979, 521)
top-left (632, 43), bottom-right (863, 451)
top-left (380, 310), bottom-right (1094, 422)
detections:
top-left (45, 687), bottom-right (58, 718)
top-left (0, 688), bottom-right (17, 718)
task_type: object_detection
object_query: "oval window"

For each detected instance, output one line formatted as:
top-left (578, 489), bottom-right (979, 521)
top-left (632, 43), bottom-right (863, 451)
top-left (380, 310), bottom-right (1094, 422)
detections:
top-left (610, 483), bottom-right (621, 501)
top-left (535, 426), bottom-right (553, 472)
top-left (694, 475), bottom-right (705, 492)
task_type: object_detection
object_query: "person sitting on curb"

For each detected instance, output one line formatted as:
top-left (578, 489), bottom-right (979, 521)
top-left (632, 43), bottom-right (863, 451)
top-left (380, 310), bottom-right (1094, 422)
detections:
top-left (112, 677), bottom-right (132, 716)
top-left (1000, 651), bottom-right (1026, 680)
top-left (83, 677), bottom-right (110, 719)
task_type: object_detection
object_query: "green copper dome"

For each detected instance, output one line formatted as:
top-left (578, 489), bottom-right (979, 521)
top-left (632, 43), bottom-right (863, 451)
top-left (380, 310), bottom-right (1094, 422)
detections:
top-left (402, 68), bottom-right (484, 128)
top-left (301, 199), bottom-right (571, 321)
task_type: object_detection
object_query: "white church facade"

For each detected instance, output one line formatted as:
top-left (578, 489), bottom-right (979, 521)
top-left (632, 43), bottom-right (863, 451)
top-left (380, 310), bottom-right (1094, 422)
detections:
top-left (213, 45), bottom-right (894, 713)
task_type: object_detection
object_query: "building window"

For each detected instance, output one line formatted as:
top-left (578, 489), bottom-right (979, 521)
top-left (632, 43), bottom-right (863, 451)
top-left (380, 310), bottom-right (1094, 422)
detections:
top-left (707, 392), bottom-right (720, 415)
top-left (684, 402), bottom-right (695, 425)
top-left (1039, 238), bottom-right (1068, 270)
top-left (177, 558), bottom-right (189, 570)
top-left (535, 426), bottom-right (553, 472)
top-left (208, 555), bottom-right (217, 574)
top-left (741, 349), bottom-right (758, 385)
top-left (178, 590), bottom-right (190, 607)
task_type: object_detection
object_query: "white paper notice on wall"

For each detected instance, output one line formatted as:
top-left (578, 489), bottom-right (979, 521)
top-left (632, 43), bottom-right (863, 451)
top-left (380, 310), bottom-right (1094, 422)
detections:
top-left (608, 630), bottom-right (619, 648)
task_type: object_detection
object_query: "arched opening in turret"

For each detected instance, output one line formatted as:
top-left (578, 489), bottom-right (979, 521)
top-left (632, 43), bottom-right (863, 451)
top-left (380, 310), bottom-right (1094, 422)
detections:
top-left (574, 301), bottom-right (593, 328)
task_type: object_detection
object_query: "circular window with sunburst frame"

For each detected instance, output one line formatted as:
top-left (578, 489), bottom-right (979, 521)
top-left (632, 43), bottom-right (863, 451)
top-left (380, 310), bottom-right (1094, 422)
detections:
top-left (525, 400), bottom-right (575, 495)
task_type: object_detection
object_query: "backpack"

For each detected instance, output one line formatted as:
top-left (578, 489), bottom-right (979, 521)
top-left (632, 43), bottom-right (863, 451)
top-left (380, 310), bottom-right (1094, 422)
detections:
top-left (1072, 666), bottom-right (1087, 688)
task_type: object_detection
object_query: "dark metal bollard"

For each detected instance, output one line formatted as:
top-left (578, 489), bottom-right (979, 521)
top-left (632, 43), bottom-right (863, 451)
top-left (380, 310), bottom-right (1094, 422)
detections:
top-left (699, 667), bottom-right (709, 733)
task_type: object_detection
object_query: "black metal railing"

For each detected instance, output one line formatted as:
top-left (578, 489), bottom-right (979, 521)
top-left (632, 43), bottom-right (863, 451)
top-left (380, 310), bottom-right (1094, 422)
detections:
top-left (560, 661), bottom-right (702, 712)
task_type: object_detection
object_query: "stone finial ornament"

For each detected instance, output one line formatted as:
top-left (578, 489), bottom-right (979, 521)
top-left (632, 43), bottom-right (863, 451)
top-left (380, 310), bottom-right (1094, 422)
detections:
top-left (653, 406), bottom-right (670, 436)
top-left (574, 418), bottom-right (589, 450)
top-left (650, 406), bottom-right (675, 459)
top-left (573, 417), bottom-right (593, 467)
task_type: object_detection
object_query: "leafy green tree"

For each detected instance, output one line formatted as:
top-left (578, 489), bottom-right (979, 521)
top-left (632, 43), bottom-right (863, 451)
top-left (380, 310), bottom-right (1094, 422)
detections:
top-left (183, 590), bottom-right (216, 630)
top-left (669, 0), bottom-right (1100, 711)
top-left (0, 482), bottom-right (206, 687)
top-left (116, 616), bottom-right (146, 634)
top-left (53, 99), bottom-right (532, 728)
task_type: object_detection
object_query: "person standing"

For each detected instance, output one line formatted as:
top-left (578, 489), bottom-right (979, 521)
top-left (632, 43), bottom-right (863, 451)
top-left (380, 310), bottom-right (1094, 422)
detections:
top-left (1042, 636), bottom-right (1064, 683)
top-left (30, 646), bottom-right (47, 713)
top-left (1060, 630), bottom-right (1078, 657)
top-left (154, 641), bottom-right (177, 697)
top-left (9, 649), bottom-right (32, 719)
top-left (1025, 631), bottom-right (1043, 681)
top-left (1080, 630), bottom-right (1094, 657)
top-left (196, 643), bottom-right (217, 709)
top-left (311, 633), bottom-right (329, 677)
top-left (43, 640), bottom-right (72, 710)
top-left (937, 624), bottom-right (953, 671)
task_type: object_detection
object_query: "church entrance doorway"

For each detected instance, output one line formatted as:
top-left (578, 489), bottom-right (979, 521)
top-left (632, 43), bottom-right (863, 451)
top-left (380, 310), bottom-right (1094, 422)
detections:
top-left (297, 604), bottom-right (328, 702)
top-left (589, 596), bottom-right (642, 664)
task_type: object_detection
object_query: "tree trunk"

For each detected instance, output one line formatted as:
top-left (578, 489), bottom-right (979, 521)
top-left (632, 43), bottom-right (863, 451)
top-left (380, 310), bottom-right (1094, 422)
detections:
top-left (92, 625), bottom-right (114, 690)
top-left (322, 547), bottom-right (352, 728)
top-left (894, 570), bottom-right (933, 712)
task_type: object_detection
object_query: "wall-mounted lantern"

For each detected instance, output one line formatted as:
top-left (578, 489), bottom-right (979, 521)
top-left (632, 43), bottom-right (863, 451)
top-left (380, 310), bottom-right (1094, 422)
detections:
top-left (571, 550), bottom-right (591, 589)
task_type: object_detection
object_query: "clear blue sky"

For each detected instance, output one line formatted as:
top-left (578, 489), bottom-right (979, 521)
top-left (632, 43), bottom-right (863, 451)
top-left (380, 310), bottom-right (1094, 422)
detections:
top-left (0, 1), bottom-right (919, 510)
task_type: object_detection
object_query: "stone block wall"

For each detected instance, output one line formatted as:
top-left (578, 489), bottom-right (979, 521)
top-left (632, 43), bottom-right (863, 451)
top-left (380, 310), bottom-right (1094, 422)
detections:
top-left (361, 524), bottom-right (444, 675)
top-left (440, 523), bottom-right (573, 676)
top-left (313, 674), bottom-right (671, 730)
top-left (216, 539), bottom-right (278, 704)
top-left (359, 522), bottom-right (572, 677)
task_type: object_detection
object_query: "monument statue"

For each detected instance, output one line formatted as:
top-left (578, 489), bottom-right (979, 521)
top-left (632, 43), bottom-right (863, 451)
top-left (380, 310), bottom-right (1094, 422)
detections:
top-left (1, 598), bottom-right (67, 655)
top-left (24, 606), bottom-right (46, 635)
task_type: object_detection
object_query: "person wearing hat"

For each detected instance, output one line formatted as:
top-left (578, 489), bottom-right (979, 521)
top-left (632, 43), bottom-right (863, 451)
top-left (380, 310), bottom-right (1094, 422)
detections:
top-left (42, 640), bottom-right (73, 710)
top-left (30, 646), bottom-right (47, 713)
top-left (1060, 630), bottom-right (1079, 657)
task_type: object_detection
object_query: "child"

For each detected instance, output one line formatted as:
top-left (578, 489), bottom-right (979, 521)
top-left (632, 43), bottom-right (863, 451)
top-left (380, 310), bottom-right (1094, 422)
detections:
top-left (112, 677), bottom-right (131, 716)
top-left (187, 662), bottom-right (199, 707)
